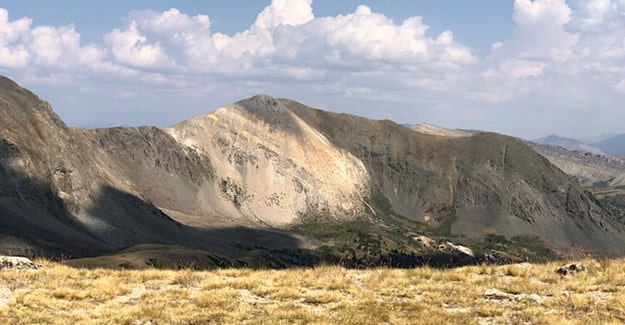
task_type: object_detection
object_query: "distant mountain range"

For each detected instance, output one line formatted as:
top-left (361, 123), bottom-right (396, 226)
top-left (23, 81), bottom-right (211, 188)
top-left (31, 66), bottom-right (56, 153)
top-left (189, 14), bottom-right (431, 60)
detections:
top-left (533, 134), bottom-right (625, 156)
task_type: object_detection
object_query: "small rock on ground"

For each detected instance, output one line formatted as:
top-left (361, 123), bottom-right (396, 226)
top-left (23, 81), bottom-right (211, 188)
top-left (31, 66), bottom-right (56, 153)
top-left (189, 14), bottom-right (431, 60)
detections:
top-left (483, 288), bottom-right (542, 302)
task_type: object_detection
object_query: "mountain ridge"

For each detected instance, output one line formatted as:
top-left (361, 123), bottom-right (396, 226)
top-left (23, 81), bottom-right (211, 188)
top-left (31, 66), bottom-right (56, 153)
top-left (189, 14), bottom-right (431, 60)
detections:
top-left (533, 133), bottom-right (625, 156)
top-left (533, 134), bottom-right (604, 155)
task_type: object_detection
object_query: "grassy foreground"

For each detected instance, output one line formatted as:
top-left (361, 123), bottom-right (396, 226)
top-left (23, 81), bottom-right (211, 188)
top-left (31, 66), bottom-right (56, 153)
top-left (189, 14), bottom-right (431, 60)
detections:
top-left (2, 259), bottom-right (625, 324)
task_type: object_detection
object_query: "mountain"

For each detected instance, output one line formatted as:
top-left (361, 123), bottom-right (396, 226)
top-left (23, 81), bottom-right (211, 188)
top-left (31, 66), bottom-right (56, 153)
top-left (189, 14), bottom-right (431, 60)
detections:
top-left (580, 133), bottom-right (618, 145)
top-left (286, 105), bottom-right (623, 255)
top-left (0, 76), bottom-right (308, 263)
top-left (165, 95), bottom-right (371, 227)
top-left (412, 124), bottom-right (625, 189)
top-left (530, 144), bottom-right (625, 188)
top-left (533, 135), bottom-right (604, 155)
top-left (529, 142), bottom-right (625, 225)
top-left (2, 75), bottom-right (625, 266)
top-left (533, 133), bottom-right (625, 156)
top-left (593, 134), bottom-right (625, 155)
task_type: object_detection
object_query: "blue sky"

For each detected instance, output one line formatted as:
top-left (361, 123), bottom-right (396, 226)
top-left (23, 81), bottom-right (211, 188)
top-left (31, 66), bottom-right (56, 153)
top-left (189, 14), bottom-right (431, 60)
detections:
top-left (0, 0), bottom-right (623, 139)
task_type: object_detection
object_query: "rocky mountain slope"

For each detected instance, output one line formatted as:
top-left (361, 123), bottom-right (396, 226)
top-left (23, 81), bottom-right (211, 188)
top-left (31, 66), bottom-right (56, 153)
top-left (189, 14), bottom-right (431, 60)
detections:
top-left (411, 124), bottom-right (625, 189)
top-left (414, 124), bottom-right (625, 237)
top-left (529, 143), bottom-right (625, 225)
top-left (289, 103), bottom-right (624, 255)
top-left (165, 95), bottom-right (370, 227)
top-left (2, 75), bottom-right (625, 265)
top-left (530, 144), bottom-right (625, 188)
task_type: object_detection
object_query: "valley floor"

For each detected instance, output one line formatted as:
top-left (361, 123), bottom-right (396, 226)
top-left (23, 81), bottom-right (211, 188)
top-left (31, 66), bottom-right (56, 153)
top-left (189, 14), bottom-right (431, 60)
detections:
top-left (2, 259), bottom-right (625, 324)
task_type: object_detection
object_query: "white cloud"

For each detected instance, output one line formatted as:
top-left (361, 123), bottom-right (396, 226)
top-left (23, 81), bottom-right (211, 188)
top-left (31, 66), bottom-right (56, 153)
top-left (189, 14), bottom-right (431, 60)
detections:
top-left (580, 0), bottom-right (613, 27)
top-left (105, 22), bottom-right (172, 68)
top-left (0, 7), bottom-right (115, 75)
top-left (0, 8), bottom-right (32, 68)
top-left (478, 0), bottom-right (585, 103)
top-left (255, 0), bottom-right (314, 29)
top-left (80, 0), bottom-right (475, 83)
top-left (493, 0), bottom-right (579, 69)
top-left (500, 59), bottom-right (548, 80)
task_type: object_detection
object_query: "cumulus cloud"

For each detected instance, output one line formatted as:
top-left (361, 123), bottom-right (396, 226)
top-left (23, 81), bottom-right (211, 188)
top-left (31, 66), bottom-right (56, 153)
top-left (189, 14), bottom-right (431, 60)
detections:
top-left (487, 0), bottom-right (579, 81)
top-left (580, 0), bottom-right (613, 27)
top-left (105, 22), bottom-right (172, 68)
top-left (255, 0), bottom-right (314, 29)
top-left (0, 8), bottom-right (32, 68)
top-left (0, 0), bottom-right (465, 109)
top-left (98, 1), bottom-right (474, 76)
top-left (0, 7), bottom-right (116, 76)
top-left (513, 0), bottom-right (578, 63)
top-left (284, 7), bottom-right (474, 67)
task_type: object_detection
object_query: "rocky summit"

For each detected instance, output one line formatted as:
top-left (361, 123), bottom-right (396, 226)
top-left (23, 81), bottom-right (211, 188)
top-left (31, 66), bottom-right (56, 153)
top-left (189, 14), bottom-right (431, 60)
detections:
top-left (1, 75), bottom-right (624, 268)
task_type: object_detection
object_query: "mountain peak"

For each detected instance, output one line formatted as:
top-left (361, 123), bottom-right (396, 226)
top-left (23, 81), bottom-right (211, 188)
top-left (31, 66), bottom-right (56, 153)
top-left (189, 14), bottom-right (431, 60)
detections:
top-left (233, 94), bottom-right (303, 136)
top-left (236, 94), bottom-right (284, 115)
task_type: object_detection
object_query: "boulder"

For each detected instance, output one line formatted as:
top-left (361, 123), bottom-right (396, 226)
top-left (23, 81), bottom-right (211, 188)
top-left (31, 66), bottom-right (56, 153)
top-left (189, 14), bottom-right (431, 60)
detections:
top-left (0, 256), bottom-right (42, 270)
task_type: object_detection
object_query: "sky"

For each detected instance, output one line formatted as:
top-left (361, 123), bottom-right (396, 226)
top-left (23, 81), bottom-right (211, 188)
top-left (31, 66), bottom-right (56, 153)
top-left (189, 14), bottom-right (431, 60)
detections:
top-left (0, 0), bottom-right (624, 139)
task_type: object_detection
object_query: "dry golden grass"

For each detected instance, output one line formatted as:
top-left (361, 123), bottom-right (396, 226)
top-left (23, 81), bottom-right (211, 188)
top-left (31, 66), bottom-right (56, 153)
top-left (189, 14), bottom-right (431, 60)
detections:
top-left (2, 258), bottom-right (625, 324)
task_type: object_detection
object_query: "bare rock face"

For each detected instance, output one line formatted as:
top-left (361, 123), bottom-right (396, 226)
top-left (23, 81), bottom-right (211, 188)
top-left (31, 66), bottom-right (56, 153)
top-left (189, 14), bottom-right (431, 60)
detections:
top-left (0, 256), bottom-right (41, 270)
top-left (166, 95), bottom-right (371, 226)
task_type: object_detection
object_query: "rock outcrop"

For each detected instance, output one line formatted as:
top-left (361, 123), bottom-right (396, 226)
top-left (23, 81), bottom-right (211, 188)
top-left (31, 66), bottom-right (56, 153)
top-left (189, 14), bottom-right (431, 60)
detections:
top-left (0, 256), bottom-right (41, 270)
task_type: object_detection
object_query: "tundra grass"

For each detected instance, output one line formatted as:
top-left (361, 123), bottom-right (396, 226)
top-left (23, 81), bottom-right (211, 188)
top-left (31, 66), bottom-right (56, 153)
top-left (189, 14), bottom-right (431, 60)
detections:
top-left (2, 259), bottom-right (625, 324)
